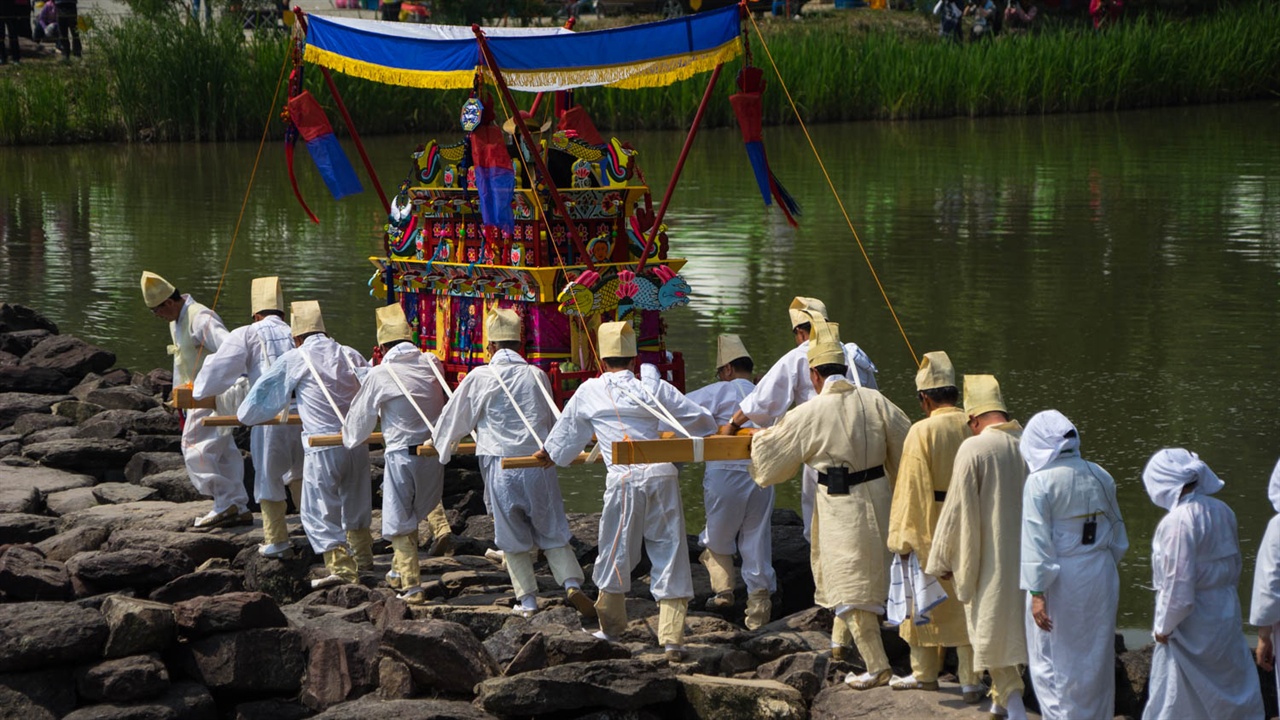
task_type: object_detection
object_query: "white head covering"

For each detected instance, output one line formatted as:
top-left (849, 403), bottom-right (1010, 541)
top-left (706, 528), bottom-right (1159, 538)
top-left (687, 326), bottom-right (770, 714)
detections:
top-left (290, 300), bottom-right (326, 337)
top-left (251, 276), bottom-right (284, 315)
top-left (715, 334), bottom-right (750, 369)
top-left (915, 351), bottom-right (955, 392)
top-left (485, 308), bottom-right (522, 343)
top-left (963, 374), bottom-right (1007, 418)
top-left (375, 303), bottom-right (414, 345)
top-left (140, 271), bottom-right (176, 308)
top-left (806, 315), bottom-right (844, 368)
top-left (1269, 457), bottom-right (1280, 514)
top-left (1021, 410), bottom-right (1080, 474)
top-left (788, 296), bottom-right (828, 329)
top-left (598, 321), bottom-right (636, 358)
top-left (1142, 448), bottom-right (1224, 511)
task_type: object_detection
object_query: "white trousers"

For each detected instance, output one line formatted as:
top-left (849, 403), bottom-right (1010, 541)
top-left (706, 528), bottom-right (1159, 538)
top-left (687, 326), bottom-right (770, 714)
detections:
top-left (251, 423), bottom-right (304, 503)
top-left (479, 455), bottom-right (574, 553)
top-left (382, 448), bottom-right (443, 538)
top-left (698, 465), bottom-right (777, 594)
top-left (802, 465), bottom-right (817, 542)
top-left (182, 407), bottom-right (248, 514)
top-left (594, 470), bottom-right (693, 601)
top-left (300, 444), bottom-right (372, 554)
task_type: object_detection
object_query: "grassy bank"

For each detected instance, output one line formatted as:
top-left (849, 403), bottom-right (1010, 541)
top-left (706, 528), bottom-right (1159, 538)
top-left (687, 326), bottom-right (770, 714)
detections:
top-left (1, 1), bottom-right (1277, 144)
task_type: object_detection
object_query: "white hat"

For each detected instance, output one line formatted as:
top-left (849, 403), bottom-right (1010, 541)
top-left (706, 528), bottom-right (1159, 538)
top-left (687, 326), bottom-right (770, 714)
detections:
top-left (789, 296), bottom-right (828, 329)
top-left (915, 351), bottom-right (955, 391)
top-left (598, 321), bottom-right (637, 358)
top-left (251, 276), bottom-right (284, 315)
top-left (376, 303), bottom-right (414, 345)
top-left (486, 307), bottom-right (522, 343)
top-left (1143, 448), bottom-right (1224, 512)
top-left (716, 334), bottom-right (750, 369)
top-left (290, 300), bottom-right (326, 337)
top-left (963, 374), bottom-right (1007, 418)
top-left (1021, 409), bottom-right (1079, 474)
top-left (806, 317), bottom-right (845, 368)
top-left (140, 271), bottom-right (176, 309)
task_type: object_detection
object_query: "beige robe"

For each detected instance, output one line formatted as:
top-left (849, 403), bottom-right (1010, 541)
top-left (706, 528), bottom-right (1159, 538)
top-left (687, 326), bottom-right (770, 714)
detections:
top-left (925, 420), bottom-right (1028, 670)
top-left (751, 378), bottom-right (910, 610)
top-left (886, 405), bottom-right (972, 647)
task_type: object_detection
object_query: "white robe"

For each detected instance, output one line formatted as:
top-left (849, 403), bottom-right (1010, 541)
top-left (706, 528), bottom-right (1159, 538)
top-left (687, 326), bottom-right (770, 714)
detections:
top-left (687, 378), bottom-right (776, 594)
top-left (239, 334), bottom-right (371, 553)
top-left (1020, 451), bottom-right (1128, 720)
top-left (737, 341), bottom-right (876, 540)
top-left (1248, 459), bottom-right (1280, 709)
top-left (1144, 491), bottom-right (1263, 720)
top-left (342, 342), bottom-right (445, 538)
top-left (193, 315), bottom-right (303, 504)
top-left (432, 349), bottom-right (571, 553)
top-left (169, 295), bottom-right (247, 514)
top-left (544, 369), bottom-right (716, 599)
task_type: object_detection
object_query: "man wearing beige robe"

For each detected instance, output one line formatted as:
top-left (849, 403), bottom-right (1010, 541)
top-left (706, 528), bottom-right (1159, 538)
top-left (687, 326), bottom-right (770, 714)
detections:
top-left (926, 374), bottom-right (1029, 720)
top-left (885, 351), bottom-right (984, 703)
top-left (751, 316), bottom-right (910, 690)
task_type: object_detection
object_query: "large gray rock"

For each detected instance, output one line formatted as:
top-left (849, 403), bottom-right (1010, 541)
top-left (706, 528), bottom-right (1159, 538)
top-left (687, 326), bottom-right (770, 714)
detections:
top-left (0, 305), bottom-right (58, 335)
top-left (0, 366), bottom-right (79, 394)
top-left (740, 630), bottom-right (830, 663)
top-left (810, 683), bottom-right (1045, 719)
top-left (71, 370), bottom-right (135, 402)
top-left (676, 675), bottom-right (807, 720)
top-left (150, 569), bottom-right (244, 604)
top-left (232, 699), bottom-right (314, 720)
top-left (45, 487), bottom-right (101, 515)
top-left (129, 434), bottom-right (182, 454)
top-left (10, 412), bottom-right (73, 437)
top-left (100, 596), bottom-right (176, 658)
top-left (239, 545), bottom-right (317, 604)
top-left (66, 548), bottom-right (194, 596)
top-left (0, 668), bottom-right (75, 720)
top-left (51, 399), bottom-right (106, 424)
top-left (769, 519), bottom-right (814, 618)
top-left (124, 453), bottom-right (185, 484)
top-left (0, 513), bottom-right (58, 544)
top-left (23, 438), bottom-right (133, 474)
top-left (0, 601), bottom-right (107, 673)
top-left (61, 681), bottom-right (216, 720)
top-left (22, 426), bottom-right (80, 444)
top-left (381, 620), bottom-right (500, 695)
top-left (173, 592), bottom-right (288, 639)
top-left (0, 464), bottom-right (95, 497)
top-left (37, 525), bottom-right (111, 562)
top-left (174, 627), bottom-right (305, 695)
top-left (296, 613), bottom-right (381, 710)
top-left (135, 370), bottom-right (173, 402)
top-left (105, 529), bottom-right (241, 566)
top-left (0, 545), bottom-right (69, 601)
top-left (130, 407), bottom-right (180, 436)
top-left (137, 469), bottom-right (202, 503)
top-left (0, 393), bottom-right (72, 427)
top-left (79, 409), bottom-right (146, 437)
top-left (0, 482), bottom-right (41, 513)
top-left (93, 482), bottom-right (160, 505)
top-left (0, 329), bottom-right (55, 356)
top-left (75, 652), bottom-right (170, 703)
top-left (20, 335), bottom-right (115, 382)
top-left (86, 386), bottom-right (162, 412)
top-left (474, 659), bottom-right (678, 716)
top-left (1116, 644), bottom-right (1153, 718)
top-left (58, 500), bottom-right (212, 536)
top-left (754, 651), bottom-right (829, 702)
top-left (310, 697), bottom-right (496, 720)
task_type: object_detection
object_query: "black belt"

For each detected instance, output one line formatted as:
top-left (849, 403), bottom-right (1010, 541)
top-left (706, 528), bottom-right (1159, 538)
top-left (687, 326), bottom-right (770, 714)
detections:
top-left (817, 465), bottom-right (885, 488)
top-left (934, 491), bottom-right (947, 502)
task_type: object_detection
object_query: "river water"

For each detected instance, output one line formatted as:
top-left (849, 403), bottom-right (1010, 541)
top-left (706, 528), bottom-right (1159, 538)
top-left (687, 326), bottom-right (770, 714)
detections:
top-left (2, 101), bottom-right (1279, 628)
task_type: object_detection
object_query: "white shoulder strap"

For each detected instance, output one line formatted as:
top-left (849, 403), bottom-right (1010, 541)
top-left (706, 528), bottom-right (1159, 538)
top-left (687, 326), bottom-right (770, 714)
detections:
top-left (491, 367), bottom-right (545, 447)
top-left (529, 366), bottom-right (562, 420)
top-left (301, 349), bottom-right (346, 423)
top-left (384, 362), bottom-right (437, 436)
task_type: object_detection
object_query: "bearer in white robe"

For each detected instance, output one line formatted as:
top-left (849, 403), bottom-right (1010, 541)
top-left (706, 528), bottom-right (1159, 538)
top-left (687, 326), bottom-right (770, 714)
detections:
top-left (431, 308), bottom-right (594, 619)
top-left (750, 316), bottom-right (910, 690)
top-left (193, 276), bottom-right (305, 558)
top-left (534, 321), bottom-right (717, 661)
top-left (687, 334), bottom-right (776, 629)
top-left (926, 375), bottom-right (1029, 720)
top-left (238, 301), bottom-right (373, 589)
top-left (1142, 448), bottom-right (1263, 720)
top-left (1019, 410), bottom-right (1128, 720)
top-left (728, 296), bottom-right (877, 545)
top-left (341, 303), bottom-right (445, 604)
top-left (141, 271), bottom-right (250, 529)
top-left (1250, 457), bottom-right (1280, 705)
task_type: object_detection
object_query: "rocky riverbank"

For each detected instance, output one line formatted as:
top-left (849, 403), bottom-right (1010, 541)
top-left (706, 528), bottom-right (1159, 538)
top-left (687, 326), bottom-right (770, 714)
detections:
top-left (0, 302), bottom-right (1263, 719)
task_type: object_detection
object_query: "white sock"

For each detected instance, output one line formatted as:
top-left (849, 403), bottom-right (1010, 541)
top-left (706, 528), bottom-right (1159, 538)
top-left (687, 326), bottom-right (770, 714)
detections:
top-left (519, 594), bottom-right (538, 611)
top-left (1005, 693), bottom-right (1027, 720)
top-left (564, 578), bottom-right (582, 590)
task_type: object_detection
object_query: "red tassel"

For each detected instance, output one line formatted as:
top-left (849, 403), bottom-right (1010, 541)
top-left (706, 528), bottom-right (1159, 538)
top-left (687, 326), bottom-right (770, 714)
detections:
top-left (286, 138), bottom-right (320, 224)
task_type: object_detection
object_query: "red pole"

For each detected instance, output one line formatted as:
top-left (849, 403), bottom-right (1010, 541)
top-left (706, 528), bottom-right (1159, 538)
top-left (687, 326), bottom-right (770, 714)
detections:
top-left (472, 26), bottom-right (594, 270)
top-left (635, 63), bottom-right (723, 274)
top-left (529, 16), bottom-right (575, 117)
top-left (319, 66), bottom-right (391, 214)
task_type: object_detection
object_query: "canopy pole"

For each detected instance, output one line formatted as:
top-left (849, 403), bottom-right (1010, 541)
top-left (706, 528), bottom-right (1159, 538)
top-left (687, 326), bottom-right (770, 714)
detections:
top-left (528, 16), bottom-right (575, 117)
top-left (635, 63), bottom-right (723, 275)
top-left (319, 66), bottom-right (391, 214)
top-left (472, 25), bottom-right (594, 271)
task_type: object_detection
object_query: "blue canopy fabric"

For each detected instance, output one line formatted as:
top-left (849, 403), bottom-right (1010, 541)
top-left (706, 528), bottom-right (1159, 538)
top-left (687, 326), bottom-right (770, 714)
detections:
top-left (303, 6), bottom-right (742, 91)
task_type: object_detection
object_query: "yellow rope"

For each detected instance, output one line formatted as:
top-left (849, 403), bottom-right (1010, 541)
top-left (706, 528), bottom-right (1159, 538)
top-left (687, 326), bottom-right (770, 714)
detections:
top-left (746, 13), bottom-right (919, 368)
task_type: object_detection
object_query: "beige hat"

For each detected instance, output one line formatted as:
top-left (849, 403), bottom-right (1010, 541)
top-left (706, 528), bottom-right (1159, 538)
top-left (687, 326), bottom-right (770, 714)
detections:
top-left (716, 334), bottom-right (750, 369)
top-left (486, 307), bottom-right (522, 343)
top-left (806, 317), bottom-right (845, 368)
top-left (964, 374), bottom-right (1007, 417)
top-left (290, 300), bottom-right (326, 337)
top-left (788, 296), bottom-right (829, 329)
top-left (915, 351), bottom-right (956, 391)
top-left (376, 303), bottom-right (414, 345)
top-left (140, 271), bottom-right (176, 309)
top-left (598, 321), bottom-right (637, 358)
top-left (251, 276), bottom-right (284, 315)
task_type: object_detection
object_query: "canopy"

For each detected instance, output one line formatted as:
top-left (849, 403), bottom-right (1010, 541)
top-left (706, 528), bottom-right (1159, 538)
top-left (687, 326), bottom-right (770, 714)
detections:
top-left (303, 5), bottom-right (742, 92)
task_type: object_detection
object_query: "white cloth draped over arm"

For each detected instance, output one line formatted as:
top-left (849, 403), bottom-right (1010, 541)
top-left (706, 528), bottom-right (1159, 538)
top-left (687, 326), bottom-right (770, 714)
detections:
top-left (237, 353), bottom-right (299, 426)
top-left (1020, 473), bottom-right (1058, 593)
top-left (543, 390), bottom-right (597, 467)
top-left (192, 327), bottom-right (249, 400)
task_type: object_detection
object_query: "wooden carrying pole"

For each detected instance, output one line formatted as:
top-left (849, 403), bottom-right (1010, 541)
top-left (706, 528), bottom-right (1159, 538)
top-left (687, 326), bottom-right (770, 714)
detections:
top-left (611, 435), bottom-right (751, 465)
top-left (309, 433), bottom-right (383, 447)
top-left (204, 414), bottom-right (301, 427)
top-left (502, 451), bottom-right (599, 470)
top-left (171, 387), bottom-right (216, 410)
top-left (414, 443), bottom-right (477, 459)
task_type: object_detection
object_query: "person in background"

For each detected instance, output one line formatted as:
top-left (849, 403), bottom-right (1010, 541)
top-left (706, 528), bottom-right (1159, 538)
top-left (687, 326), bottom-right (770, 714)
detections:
top-left (966, 0), bottom-right (999, 40)
top-left (689, 334), bottom-right (776, 630)
top-left (1020, 410), bottom-right (1128, 720)
top-left (32, 0), bottom-right (57, 46)
top-left (1089, 0), bottom-right (1121, 30)
top-left (934, 0), bottom-right (964, 41)
top-left (1141, 448), bottom-right (1263, 720)
top-left (926, 375), bottom-right (1028, 720)
top-left (1004, 0), bottom-right (1037, 32)
top-left (0, 0), bottom-right (23, 65)
top-left (1250, 457), bottom-right (1280, 710)
top-left (52, 0), bottom-right (77, 58)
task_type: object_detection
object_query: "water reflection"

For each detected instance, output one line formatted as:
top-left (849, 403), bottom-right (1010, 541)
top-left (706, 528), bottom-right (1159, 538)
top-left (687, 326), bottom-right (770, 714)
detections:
top-left (2, 101), bottom-right (1279, 626)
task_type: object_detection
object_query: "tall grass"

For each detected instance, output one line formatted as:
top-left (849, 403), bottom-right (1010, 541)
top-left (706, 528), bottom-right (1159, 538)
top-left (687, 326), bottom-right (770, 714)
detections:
top-left (1, 1), bottom-right (1277, 145)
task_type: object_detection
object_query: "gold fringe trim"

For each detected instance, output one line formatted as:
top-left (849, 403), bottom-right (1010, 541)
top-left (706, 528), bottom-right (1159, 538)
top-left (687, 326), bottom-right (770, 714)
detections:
top-left (305, 38), bottom-right (741, 91)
